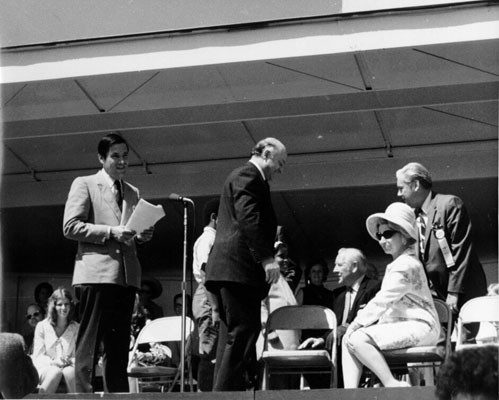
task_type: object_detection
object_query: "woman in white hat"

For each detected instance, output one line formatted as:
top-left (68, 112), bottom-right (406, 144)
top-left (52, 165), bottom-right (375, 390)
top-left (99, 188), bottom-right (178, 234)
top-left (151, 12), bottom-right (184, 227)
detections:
top-left (342, 202), bottom-right (440, 388)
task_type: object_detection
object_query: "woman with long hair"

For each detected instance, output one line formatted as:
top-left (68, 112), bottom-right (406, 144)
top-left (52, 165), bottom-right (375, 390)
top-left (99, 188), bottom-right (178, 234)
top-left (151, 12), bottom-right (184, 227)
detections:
top-left (342, 202), bottom-right (440, 388)
top-left (32, 287), bottom-right (79, 393)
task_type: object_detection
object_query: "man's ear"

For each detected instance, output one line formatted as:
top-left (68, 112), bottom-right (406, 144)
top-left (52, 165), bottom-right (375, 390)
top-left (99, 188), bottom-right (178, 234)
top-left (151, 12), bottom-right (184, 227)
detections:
top-left (264, 149), bottom-right (271, 160)
top-left (351, 261), bottom-right (358, 273)
top-left (98, 154), bottom-right (104, 165)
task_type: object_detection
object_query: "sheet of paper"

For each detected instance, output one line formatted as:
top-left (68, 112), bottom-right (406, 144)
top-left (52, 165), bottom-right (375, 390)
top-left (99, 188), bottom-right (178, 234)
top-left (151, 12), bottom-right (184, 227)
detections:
top-left (125, 198), bottom-right (165, 233)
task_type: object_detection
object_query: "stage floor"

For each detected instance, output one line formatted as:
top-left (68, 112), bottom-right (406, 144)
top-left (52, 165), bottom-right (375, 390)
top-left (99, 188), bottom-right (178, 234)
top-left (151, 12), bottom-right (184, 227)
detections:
top-left (27, 386), bottom-right (438, 400)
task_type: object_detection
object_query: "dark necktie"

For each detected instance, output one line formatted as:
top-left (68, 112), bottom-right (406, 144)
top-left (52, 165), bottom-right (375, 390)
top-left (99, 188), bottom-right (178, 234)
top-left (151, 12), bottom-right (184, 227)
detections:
top-left (342, 287), bottom-right (353, 325)
top-left (114, 180), bottom-right (123, 210)
top-left (415, 207), bottom-right (426, 256)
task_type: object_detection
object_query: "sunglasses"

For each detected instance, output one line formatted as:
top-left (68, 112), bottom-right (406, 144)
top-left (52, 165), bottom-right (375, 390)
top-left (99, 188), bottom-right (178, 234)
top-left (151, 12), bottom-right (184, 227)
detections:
top-left (26, 311), bottom-right (41, 320)
top-left (375, 230), bottom-right (398, 240)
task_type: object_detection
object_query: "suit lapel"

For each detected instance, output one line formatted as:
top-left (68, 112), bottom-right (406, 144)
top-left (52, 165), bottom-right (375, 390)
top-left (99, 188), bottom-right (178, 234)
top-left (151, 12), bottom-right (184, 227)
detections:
top-left (120, 183), bottom-right (136, 226)
top-left (348, 277), bottom-right (368, 321)
top-left (424, 192), bottom-right (439, 254)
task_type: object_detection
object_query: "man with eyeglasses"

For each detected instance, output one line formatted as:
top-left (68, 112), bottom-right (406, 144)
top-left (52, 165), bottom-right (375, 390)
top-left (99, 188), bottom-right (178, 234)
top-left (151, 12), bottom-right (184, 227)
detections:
top-left (23, 304), bottom-right (45, 355)
top-left (396, 162), bottom-right (486, 318)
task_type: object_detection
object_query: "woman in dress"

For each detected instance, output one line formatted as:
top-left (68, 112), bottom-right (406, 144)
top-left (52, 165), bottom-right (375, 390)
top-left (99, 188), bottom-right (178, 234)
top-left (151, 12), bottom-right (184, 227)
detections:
top-left (32, 287), bottom-right (79, 393)
top-left (342, 202), bottom-right (440, 388)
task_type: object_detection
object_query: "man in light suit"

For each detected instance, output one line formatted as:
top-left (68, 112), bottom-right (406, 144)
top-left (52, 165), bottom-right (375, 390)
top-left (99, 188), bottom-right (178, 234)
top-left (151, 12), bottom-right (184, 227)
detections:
top-left (205, 137), bottom-right (287, 391)
top-left (63, 133), bottom-right (154, 393)
top-left (396, 162), bottom-right (486, 316)
top-left (299, 248), bottom-right (380, 388)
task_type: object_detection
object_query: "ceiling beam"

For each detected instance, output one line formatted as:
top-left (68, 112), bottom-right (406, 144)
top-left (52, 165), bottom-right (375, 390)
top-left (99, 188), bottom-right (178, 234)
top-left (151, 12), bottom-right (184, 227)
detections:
top-left (1, 140), bottom-right (496, 208)
top-left (3, 81), bottom-right (498, 140)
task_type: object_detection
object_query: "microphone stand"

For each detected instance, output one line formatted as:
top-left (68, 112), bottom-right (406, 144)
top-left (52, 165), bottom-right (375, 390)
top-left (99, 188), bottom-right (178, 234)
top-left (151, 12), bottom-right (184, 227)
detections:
top-left (168, 193), bottom-right (194, 392)
top-left (179, 199), bottom-right (193, 392)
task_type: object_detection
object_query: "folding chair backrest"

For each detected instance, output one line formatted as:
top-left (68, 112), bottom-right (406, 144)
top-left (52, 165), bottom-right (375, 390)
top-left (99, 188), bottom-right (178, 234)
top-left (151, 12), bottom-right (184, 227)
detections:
top-left (458, 296), bottom-right (499, 324)
top-left (434, 298), bottom-right (451, 326)
top-left (266, 305), bottom-right (336, 331)
top-left (433, 298), bottom-right (452, 360)
top-left (135, 316), bottom-right (194, 346)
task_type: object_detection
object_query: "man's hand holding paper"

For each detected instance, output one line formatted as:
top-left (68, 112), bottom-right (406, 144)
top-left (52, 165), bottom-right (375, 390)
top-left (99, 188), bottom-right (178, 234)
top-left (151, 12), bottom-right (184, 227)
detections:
top-left (137, 226), bottom-right (155, 243)
top-left (125, 199), bottom-right (166, 236)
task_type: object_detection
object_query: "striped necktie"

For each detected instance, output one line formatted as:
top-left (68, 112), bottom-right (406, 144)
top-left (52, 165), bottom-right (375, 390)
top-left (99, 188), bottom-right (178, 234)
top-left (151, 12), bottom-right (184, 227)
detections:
top-left (415, 207), bottom-right (426, 257)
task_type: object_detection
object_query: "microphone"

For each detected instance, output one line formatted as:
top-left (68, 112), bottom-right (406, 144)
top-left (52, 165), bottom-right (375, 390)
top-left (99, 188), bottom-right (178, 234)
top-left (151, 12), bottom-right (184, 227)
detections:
top-left (168, 193), bottom-right (194, 204)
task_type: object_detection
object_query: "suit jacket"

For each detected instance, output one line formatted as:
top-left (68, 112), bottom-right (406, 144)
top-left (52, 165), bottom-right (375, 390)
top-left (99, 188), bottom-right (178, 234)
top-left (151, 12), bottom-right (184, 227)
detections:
top-left (332, 275), bottom-right (381, 326)
top-left (205, 162), bottom-right (277, 299)
top-left (422, 192), bottom-right (486, 307)
top-left (63, 170), bottom-right (142, 288)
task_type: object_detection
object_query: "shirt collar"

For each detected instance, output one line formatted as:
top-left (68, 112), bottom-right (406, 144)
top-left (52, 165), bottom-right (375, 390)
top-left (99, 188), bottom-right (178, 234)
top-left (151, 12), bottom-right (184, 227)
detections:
top-left (203, 226), bottom-right (216, 235)
top-left (101, 168), bottom-right (119, 188)
top-left (249, 160), bottom-right (266, 181)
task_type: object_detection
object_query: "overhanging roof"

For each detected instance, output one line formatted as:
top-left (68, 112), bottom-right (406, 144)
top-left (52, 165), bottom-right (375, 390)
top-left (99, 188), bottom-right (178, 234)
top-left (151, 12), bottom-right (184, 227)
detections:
top-left (1, 2), bottom-right (497, 270)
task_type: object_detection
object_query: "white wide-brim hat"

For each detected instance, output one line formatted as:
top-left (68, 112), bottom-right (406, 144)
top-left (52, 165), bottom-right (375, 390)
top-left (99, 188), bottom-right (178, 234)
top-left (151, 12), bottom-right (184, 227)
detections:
top-left (366, 202), bottom-right (417, 241)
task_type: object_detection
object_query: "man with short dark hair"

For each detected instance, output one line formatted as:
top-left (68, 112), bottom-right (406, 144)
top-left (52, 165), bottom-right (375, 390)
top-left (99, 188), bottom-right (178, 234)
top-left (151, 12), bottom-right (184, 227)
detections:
top-left (205, 137), bottom-right (287, 391)
top-left (396, 162), bottom-right (486, 315)
top-left (63, 133), bottom-right (154, 393)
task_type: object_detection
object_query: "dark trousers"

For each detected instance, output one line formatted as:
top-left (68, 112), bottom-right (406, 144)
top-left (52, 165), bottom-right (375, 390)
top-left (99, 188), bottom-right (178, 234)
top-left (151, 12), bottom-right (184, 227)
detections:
top-left (213, 282), bottom-right (261, 391)
top-left (74, 284), bottom-right (136, 393)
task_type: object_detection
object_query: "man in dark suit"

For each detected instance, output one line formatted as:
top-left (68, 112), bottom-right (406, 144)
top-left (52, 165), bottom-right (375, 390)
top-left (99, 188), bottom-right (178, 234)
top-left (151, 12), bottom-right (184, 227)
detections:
top-left (205, 137), bottom-right (287, 391)
top-left (396, 162), bottom-right (487, 317)
top-left (299, 248), bottom-right (380, 388)
top-left (63, 133), bottom-right (154, 393)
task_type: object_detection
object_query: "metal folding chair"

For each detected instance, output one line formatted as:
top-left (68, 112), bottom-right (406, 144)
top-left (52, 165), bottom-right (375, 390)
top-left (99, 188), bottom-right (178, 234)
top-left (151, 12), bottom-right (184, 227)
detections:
top-left (261, 305), bottom-right (337, 390)
top-left (127, 316), bottom-right (194, 392)
top-left (456, 295), bottom-right (499, 350)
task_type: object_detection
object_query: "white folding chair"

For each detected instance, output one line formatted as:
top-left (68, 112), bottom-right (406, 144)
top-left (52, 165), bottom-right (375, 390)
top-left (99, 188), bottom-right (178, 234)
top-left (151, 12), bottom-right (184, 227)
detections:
top-left (456, 295), bottom-right (499, 351)
top-left (127, 316), bottom-right (194, 392)
top-left (261, 305), bottom-right (337, 390)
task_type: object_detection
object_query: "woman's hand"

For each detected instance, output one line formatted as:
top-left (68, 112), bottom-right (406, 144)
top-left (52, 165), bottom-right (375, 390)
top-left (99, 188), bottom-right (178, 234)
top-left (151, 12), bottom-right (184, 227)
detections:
top-left (51, 358), bottom-right (66, 368)
top-left (344, 321), bottom-right (362, 351)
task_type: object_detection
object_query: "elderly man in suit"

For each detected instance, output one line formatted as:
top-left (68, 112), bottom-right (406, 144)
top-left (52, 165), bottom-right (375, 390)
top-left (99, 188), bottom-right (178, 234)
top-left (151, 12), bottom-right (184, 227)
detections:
top-left (396, 162), bottom-right (486, 317)
top-left (63, 133), bottom-right (154, 393)
top-left (299, 248), bottom-right (380, 388)
top-left (205, 137), bottom-right (287, 391)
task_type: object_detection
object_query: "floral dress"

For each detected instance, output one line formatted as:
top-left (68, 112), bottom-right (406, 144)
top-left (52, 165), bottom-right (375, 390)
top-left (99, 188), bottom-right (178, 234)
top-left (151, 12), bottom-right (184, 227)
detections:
top-left (352, 249), bottom-right (440, 350)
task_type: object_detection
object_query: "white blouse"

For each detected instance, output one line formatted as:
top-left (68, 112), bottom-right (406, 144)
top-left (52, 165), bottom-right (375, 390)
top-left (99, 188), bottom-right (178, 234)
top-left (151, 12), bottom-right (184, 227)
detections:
top-left (32, 319), bottom-right (79, 370)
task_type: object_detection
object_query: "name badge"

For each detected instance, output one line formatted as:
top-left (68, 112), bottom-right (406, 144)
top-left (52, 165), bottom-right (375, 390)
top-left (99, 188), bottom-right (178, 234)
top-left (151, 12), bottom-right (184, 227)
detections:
top-left (434, 228), bottom-right (455, 268)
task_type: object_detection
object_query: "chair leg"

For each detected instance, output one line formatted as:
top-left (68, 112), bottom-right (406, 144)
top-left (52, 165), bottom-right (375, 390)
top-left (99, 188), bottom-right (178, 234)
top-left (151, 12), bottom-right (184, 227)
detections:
top-left (262, 365), bottom-right (268, 390)
top-left (299, 374), bottom-right (305, 390)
